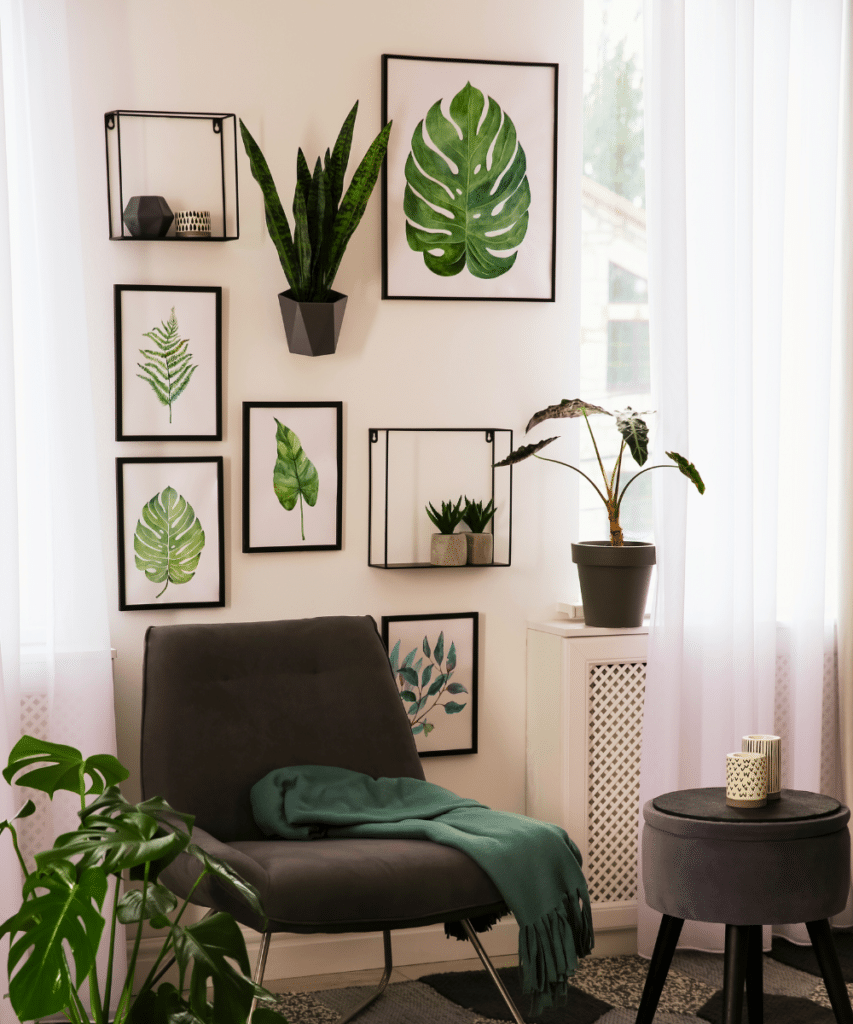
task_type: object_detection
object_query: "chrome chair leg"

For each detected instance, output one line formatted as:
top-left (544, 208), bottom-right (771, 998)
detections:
top-left (335, 929), bottom-right (393, 1024)
top-left (249, 929), bottom-right (272, 1022)
top-left (461, 919), bottom-right (526, 1024)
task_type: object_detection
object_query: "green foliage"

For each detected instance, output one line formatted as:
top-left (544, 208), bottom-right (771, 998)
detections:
top-left (240, 103), bottom-right (392, 302)
top-left (404, 82), bottom-right (530, 279)
top-left (0, 736), bottom-right (288, 1024)
top-left (137, 308), bottom-right (198, 424)
top-left (273, 418), bottom-right (319, 542)
top-left (495, 399), bottom-right (704, 545)
top-left (391, 632), bottom-right (467, 737)
top-left (425, 496), bottom-right (464, 534)
top-left (461, 497), bottom-right (496, 534)
top-left (134, 486), bottom-right (206, 599)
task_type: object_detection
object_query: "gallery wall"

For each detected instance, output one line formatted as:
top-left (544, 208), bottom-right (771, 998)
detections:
top-left (65, 0), bottom-right (584, 811)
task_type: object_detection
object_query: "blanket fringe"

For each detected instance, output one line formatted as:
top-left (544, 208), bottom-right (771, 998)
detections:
top-left (444, 909), bottom-right (505, 940)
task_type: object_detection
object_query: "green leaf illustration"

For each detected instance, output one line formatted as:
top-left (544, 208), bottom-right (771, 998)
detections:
top-left (444, 701), bottom-right (466, 714)
top-left (137, 307), bottom-right (198, 424)
top-left (389, 640), bottom-right (401, 674)
top-left (133, 486), bottom-right (205, 599)
top-left (273, 418), bottom-right (319, 542)
top-left (404, 82), bottom-right (530, 279)
top-left (434, 631), bottom-right (445, 666)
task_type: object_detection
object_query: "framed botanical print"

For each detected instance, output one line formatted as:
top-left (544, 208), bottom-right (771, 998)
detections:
top-left (116, 456), bottom-right (224, 610)
top-left (382, 54), bottom-right (558, 301)
top-left (243, 402), bottom-right (343, 552)
top-left (115, 284), bottom-right (222, 440)
top-left (381, 612), bottom-right (479, 756)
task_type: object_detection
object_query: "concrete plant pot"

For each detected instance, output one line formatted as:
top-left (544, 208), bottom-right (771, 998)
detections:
top-left (572, 541), bottom-right (656, 627)
top-left (430, 533), bottom-right (467, 566)
top-left (466, 532), bottom-right (494, 565)
top-left (278, 289), bottom-right (347, 356)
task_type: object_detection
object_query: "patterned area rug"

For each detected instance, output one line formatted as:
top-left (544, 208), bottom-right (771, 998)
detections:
top-left (270, 935), bottom-right (853, 1023)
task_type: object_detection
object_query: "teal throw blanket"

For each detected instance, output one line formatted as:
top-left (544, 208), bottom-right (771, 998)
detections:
top-left (251, 765), bottom-right (593, 1013)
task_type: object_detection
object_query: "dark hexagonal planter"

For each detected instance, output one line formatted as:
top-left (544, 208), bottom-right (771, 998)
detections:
top-left (122, 195), bottom-right (174, 238)
top-left (572, 540), bottom-right (655, 628)
top-left (278, 290), bottom-right (347, 357)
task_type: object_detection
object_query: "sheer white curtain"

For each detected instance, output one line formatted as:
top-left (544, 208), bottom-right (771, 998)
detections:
top-left (639, 0), bottom-right (845, 954)
top-left (0, 0), bottom-right (124, 1013)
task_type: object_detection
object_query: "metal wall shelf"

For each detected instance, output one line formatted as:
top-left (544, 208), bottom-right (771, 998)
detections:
top-left (368, 427), bottom-right (513, 569)
top-left (105, 110), bottom-right (240, 241)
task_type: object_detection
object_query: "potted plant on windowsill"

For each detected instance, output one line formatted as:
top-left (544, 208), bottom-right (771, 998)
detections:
top-left (461, 497), bottom-right (496, 565)
top-left (240, 103), bottom-right (391, 357)
top-left (0, 736), bottom-right (288, 1024)
top-left (426, 496), bottom-right (467, 566)
top-left (494, 399), bottom-right (704, 627)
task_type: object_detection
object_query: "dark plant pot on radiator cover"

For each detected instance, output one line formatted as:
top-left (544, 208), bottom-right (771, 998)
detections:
top-left (572, 541), bottom-right (656, 628)
top-left (278, 289), bottom-right (348, 357)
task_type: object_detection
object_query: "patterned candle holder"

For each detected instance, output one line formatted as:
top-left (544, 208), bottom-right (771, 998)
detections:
top-left (726, 751), bottom-right (768, 808)
top-left (742, 734), bottom-right (781, 800)
top-left (174, 210), bottom-right (211, 238)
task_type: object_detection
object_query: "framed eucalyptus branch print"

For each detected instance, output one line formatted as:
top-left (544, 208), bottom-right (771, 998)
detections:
top-left (116, 456), bottom-right (225, 611)
top-left (115, 284), bottom-right (222, 440)
top-left (381, 612), bottom-right (478, 756)
top-left (243, 402), bottom-right (343, 552)
top-left (381, 54), bottom-right (558, 301)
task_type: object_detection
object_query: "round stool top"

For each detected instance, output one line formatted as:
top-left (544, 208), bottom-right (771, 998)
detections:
top-left (654, 788), bottom-right (840, 822)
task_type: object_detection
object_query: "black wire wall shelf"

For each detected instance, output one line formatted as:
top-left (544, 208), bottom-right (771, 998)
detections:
top-left (104, 110), bottom-right (240, 241)
top-left (368, 427), bottom-right (513, 569)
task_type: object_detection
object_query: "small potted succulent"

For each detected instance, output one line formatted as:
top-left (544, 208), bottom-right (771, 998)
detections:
top-left (426, 496), bottom-right (467, 566)
top-left (461, 497), bottom-right (496, 564)
top-left (240, 103), bottom-right (391, 356)
top-left (495, 399), bottom-right (704, 627)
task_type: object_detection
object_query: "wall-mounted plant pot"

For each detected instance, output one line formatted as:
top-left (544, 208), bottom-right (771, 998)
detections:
top-left (278, 289), bottom-right (348, 357)
top-left (430, 533), bottom-right (467, 566)
top-left (466, 532), bottom-right (494, 565)
top-left (572, 541), bottom-right (656, 628)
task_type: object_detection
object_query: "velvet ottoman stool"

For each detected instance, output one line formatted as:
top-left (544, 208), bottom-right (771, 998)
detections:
top-left (636, 788), bottom-right (852, 1024)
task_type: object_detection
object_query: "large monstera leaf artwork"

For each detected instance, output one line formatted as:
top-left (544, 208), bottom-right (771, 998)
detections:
top-left (404, 82), bottom-right (530, 279)
top-left (133, 487), bottom-right (205, 598)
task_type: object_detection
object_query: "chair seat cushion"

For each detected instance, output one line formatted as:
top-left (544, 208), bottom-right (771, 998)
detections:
top-left (162, 835), bottom-right (505, 933)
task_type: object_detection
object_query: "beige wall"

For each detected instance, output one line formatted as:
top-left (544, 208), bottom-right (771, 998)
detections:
top-left (66, 0), bottom-right (583, 811)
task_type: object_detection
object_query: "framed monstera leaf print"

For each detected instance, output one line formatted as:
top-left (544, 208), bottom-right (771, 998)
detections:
top-left (381, 55), bottom-right (558, 301)
top-left (116, 456), bottom-right (224, 610)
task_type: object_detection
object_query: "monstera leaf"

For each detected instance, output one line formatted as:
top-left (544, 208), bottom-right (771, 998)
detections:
top-left (273, 418), bottom-right (319, 541)
top-left (134, 487), bottom-right (205, 598)
top-left (404, 82), bottom-right (530, 279)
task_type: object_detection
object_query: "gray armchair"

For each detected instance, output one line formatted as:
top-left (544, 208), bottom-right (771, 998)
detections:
top-left (141, 615), bottom-right (525, 1023)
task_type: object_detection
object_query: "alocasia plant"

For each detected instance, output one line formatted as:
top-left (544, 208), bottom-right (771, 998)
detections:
top-left (133, 487), bottom-right (205, 598)
top-left (273, 419), bottom-right (319, 541)
top-left (404, 82), bottom-right (530, 279)
top-left (389, 633), bottom-right (468, 737)
top-left (137, 308), bottom-right (197, 424)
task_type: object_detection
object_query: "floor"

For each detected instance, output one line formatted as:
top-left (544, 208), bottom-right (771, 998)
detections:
top-left (264, 953), bottom-right (520, 995)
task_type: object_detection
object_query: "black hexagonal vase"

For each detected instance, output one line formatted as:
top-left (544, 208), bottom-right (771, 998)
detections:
top-left (122, 195), bottom-right (174, 238)
top-left (277, 290), bottom-right (348, 357)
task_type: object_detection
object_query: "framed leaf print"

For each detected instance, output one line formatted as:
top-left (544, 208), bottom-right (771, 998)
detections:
top-left (381, 612), bottom-right (478, 757)
top-left (116, 456), bottom-right (224, 610)
top-left (115, 284), bottom-right (222, 440)
top-left (382, 54), bottom-right (558, 301)
top-left (243, 402), bottom-right (343, 552)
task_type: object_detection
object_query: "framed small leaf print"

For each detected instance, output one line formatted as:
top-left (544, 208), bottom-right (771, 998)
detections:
top-left (381, 612), bottom-right (478, 757)
top-left (382, 54), bottom-right (558, 301)
top-left (115, 284), bottom-right (222, 440)
top-left (116, 456), bottom-right (224, 610)
top-left (243, 402), bottom-right (343, 552)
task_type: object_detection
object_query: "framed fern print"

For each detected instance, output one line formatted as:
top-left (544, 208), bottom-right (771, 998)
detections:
top-left (243, 402), bottom-right (343, 553)
top-left (116, 456), bottom-right (225, 610)
top-left (381, 612), bottom-right (478, 756)
top-left (114, 285), bottom-right (222, 440)
top-left (381, 55), bottom-right (558, 301)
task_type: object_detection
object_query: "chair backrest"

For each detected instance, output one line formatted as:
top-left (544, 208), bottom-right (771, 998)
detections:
top-left (141, 616), bottom-right (425, 841)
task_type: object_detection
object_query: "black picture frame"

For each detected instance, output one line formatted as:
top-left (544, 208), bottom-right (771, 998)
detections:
top-left (381, 53), bottom-right (559, 302)
top-left (116, 456), bottom-right (225, 611)
top-left (381, 612), bottom-right (479, 757)
top-left (243, 402), bottom-right (343, 553)
top-left (115, 284), bottom-right (222, 441)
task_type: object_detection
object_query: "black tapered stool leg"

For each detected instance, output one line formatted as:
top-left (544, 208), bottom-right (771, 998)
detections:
top-left (635, 915), bottom-right (684, 1024)
top-left (722, 924), bottom-right (750, 1024)
top-left (806, 919), bottom-right (853, 1024)
top-left (745, 924), bottom-right (763, 1023)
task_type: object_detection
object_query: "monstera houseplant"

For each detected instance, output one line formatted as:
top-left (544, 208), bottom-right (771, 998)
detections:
top-left (495, 399), bottom-right (704, 627)
top-left (461, 497), bottom-right (496, 565)
top-left (240, 103), bottom-right (391, 357)
top-left (0, 736), bottom-right (287, 1024)
top-left (426, 496), bottom-right (467, 566)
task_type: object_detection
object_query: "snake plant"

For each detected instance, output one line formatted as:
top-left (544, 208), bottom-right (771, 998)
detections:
top-left (240, 103), bottom-right (391, 302)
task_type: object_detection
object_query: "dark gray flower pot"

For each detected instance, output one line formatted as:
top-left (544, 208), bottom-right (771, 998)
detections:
top-left (572, 541), bottom-right (656, 628)
top-left (278, 289), bottom-right (348, 357)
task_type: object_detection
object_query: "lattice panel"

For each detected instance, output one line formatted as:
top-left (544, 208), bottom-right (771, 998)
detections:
top-left (16, 693), bottom-right (54, 869)
top-left (586, 660), bottom-right (646, 904)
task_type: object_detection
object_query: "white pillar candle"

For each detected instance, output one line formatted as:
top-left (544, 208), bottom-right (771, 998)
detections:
top-left (742, 734), bottom-right (781, 800)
